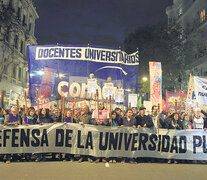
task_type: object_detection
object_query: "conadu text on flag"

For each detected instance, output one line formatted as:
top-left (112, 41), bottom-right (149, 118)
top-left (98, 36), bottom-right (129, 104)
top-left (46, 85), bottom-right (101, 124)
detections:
top-left (27, 45), bottom-right (139, 105)
top-left (0, 123), bottom-right (207, 160)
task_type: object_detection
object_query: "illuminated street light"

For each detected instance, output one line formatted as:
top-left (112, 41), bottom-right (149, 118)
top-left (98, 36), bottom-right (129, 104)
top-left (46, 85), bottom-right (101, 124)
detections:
top-left (142, 77), bottom-right (148, 82)
top-left (59, 73), bottom-right (65, 78)
top-left (36, 70), bottom-right (44, 76)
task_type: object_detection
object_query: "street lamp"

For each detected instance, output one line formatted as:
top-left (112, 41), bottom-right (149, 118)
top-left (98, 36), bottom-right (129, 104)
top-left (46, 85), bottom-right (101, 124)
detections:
top-left (142, 77), bottom-right (148, 82)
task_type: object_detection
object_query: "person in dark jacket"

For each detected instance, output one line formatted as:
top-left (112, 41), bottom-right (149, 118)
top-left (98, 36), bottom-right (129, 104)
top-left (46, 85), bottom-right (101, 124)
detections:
top-left (36, 108), bottom-right (52, 162)
top-left (165, 113), bottom-right (182, 130)
top-left (51, 108), bottom-right (62, 123)
top-left (135, 106), bottom-right (153, 128)
top-left (165, 113), bottom-right (181, 164)
top-left (4, 106), bottom-right (22, 164)
top-left (24, 107), bottom-right (37, 125)
top-left (122, 109), bottom-right (136, 128)
top-left (37, 108), bottom-right (52, 124)
top-left (121, 109), bottom-right (136, 164)
top-left (115, 108), bottom-right (123, 126)
top-left (201, 110), bottom-right (207, 130)
top-left (76, 104), bottom-right (92, 163)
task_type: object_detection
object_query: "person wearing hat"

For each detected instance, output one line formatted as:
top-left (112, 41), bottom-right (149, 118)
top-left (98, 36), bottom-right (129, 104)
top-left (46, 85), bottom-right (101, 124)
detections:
top-left (135, 106), bottom-right (153, 128)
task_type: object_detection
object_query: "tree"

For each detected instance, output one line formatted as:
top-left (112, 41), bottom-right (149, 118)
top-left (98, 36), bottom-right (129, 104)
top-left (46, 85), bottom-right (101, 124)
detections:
top-left (123, 22), bottom-right (198, 92)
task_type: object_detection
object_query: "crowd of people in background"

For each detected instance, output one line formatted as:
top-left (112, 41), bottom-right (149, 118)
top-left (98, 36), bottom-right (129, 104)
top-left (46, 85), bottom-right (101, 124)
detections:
top-left (0, 102), bottom-right (207, 164)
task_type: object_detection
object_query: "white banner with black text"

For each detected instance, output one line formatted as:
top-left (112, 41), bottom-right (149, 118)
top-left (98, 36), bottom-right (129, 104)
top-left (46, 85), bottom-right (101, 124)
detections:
top-left (0, 123), bottom-right (207, 160)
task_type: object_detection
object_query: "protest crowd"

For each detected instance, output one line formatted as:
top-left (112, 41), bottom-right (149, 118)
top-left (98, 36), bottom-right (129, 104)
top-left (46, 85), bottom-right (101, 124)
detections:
top-left (0, 100), bottom-right (207, 165)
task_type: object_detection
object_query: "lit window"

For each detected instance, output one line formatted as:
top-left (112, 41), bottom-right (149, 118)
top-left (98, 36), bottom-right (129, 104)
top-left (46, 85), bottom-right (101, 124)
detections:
top-left (200, 9), bottom-right (206, 22)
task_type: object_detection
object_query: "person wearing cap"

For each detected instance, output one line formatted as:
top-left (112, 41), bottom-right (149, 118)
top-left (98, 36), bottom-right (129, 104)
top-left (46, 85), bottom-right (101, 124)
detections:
top-left (135, 106), bottom-right (153, 128)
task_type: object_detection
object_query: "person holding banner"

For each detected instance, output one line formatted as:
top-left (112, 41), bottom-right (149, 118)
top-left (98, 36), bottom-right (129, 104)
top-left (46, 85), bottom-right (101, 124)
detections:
top-left (0, 107), bottom-right (4, 126)
top-left (4, 106), bottom-right (21, 126)
top-left (193, 108), bottom-right (204, 129)
top-left (91, 101), bottom-right (109, 126)
top-left (121, 109), bottom-right (136, 163)
top-left (135, 106), bottom-right (153, 129)
top-left (51, 108), bottom-right (62, 123)
top-left (22, 107), bottom-right (38, 161)
top-left (37, 108), bottom-right (52, 124)
top-left (91, 101), bottom-right (109, 163)
top-left (24, 107), bottom-right (38, 125)
top-left (64, 110), bottom-right (73, 123)
top-left (76, 104), bottom-right (92, 163)
top-left (36, 108), bottom-right (52, 162)
top-left (183, 114), bottom-right (193, 129)
top-left (165, 113), bottom-right (182, 130)
top-left (108, 111), bottom-right (120, 163)
top-left (4, 106), bottom-right (22, 164)
top-left (150, 105), bottom-right (166, 130)
top-left (63, 109), bottom-right (75, 162)
top-left (114, 108), bottom-right (123, 126)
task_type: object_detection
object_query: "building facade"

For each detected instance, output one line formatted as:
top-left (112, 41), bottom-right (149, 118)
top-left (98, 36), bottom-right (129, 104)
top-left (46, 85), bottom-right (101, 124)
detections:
top-left (0, 0), bottom-right (38, 108)
top-left (166, 0), bottom-right (207, 77)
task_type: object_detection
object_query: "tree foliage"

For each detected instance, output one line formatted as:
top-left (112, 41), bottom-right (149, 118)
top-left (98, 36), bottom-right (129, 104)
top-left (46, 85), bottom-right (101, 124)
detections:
top-left (124, 23), bottom-right (198, 92)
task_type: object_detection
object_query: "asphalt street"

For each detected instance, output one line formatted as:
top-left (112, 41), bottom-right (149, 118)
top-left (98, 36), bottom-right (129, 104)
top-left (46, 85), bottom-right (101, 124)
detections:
top-left (0, 161), bottom-right (206, 180)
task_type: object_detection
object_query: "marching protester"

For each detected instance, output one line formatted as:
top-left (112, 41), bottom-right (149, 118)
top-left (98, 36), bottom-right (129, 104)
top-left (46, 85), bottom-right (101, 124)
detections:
top-left (76, 104), bottom-right (92, 163)
top-left (193, 108), bottom-right (204, 129)
top-left (63, 109), bottom-right (75, 162)
top-left (91, 101), bottom-right (109, 163)
top-left (51, 108), bottom-right (62, 123)
top-left (22, 107), bottom-right (38, 161)
top-left (108, 110), bottom-right (119, 163)
top-left (135, 106), bottom-right (154, 129)
top-left (36, 108), bottom-right (52, 162)
top-left (4, 106), bottom-right (22, 164)
top-left (0, 107), bottom-right (4, 126)
top-left (121, 108), bottom-right (137, 164)
top-left (37, 108), bottom-right (52, 124)
top-left (64, 110), bottom-right (73, 123)
top-left (4, 106), bottom-right (21, 126)
top-left (2, 98), bottom-right (207, 165)
top-left (150, 105), bottom-right (166, 130)
top-left (24, 107), bottom-right (38, 125)
top-left (114, 107), bottom-right (123, 126)
top-left (165, 113), bottom-right (182, 130)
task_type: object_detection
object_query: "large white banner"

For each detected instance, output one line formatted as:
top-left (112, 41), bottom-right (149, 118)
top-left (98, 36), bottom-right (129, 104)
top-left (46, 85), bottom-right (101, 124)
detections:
top-left (194, 76), bottom-right (207, 105)
top-left (0, 123), bottom-right (207, 160)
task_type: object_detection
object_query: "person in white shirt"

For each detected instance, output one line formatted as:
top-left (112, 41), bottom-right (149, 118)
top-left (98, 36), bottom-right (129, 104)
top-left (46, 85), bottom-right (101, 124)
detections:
top-left (193, 108), bottom-right (204, 129)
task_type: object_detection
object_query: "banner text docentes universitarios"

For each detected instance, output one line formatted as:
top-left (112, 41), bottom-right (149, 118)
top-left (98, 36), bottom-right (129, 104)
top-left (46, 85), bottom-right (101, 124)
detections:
top-left (28, 45), bottom-right (139, 105)
top-left (0, 123), bottom-right (207, 160)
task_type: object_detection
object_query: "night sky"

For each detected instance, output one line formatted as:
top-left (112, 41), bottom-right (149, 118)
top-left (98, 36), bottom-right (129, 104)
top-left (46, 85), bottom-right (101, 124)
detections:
top-left (33, 0), bottom-right (173, 48)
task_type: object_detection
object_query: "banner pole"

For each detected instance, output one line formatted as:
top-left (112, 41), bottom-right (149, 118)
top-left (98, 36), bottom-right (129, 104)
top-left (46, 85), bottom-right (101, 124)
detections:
top-left (24, 88), bottom-right (28, 116)
top-left (16, 99), bottom-right (21, 125)
top-left (106, 97), bottom-right (108, 110)
top-left (96, 89), bottom-right (99, 123)
top-left (157, 103), bottom-right (160, 135)
top-left (109, 95), bottom-right (112, 126)
top-left (36, 89), bottom-right (40, 123)
top-left (61, 86), bottom-right (64, 123)
top-left (175, 99), bottom-right (178, 130)
top-left (122, 94), bottom-right (126, 115)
